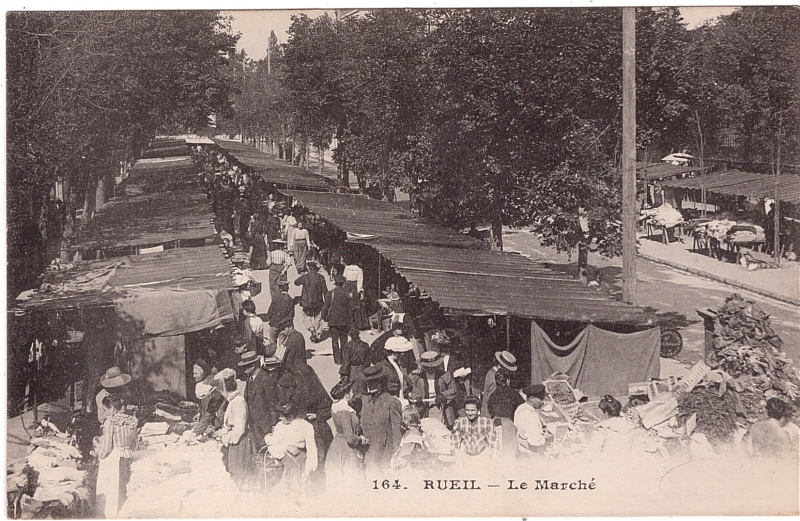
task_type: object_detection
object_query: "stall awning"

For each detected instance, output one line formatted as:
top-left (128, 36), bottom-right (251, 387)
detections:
top-left (71, 189), bottom-right (215, 252)
top-left (662, 170), bottom-right (800, 205)
top-left (213, 139), bottom-right (332, 190)
top-left (16, 246), bottom-right (235, 330)
top-left (374, 243), bottom-right (652, 324)
top-left (638, 163), bottom-right (710, 181)
top-left (129, 156), bottom-right (195, 176)
top-left (284, 190), bottom-right (651, 324)
top-left (282, 190), bottom-right (484, 249)
top-left (141, 139), bottom-right (189, 159)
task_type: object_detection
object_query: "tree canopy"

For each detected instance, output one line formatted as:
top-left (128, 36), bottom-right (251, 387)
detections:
top-left (7, 11), bottom-right (238, 301)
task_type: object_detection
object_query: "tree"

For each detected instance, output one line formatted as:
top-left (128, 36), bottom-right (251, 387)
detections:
top-left (6, 11), bottom-right (239, 304)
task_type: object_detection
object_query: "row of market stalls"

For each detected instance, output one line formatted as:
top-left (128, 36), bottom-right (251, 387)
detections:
top-left (661, 169), bottom-right (800, 260)
top-left (210, 139), bottom-right (662, 395)
top-left (11, 138), bottom-right (234, 418)
top-left (278, 189), bottom-right (660, 396)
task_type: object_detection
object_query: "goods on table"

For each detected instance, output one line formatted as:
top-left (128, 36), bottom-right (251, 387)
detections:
top-left (727, 223), bottom-right (766, 244)
top-left (641, 203), bottom-right (685, 228)
top-left (7, 435), bottom-right (90, 519)
top-left (676, 387), bottom-right (739, 443)
top-left (543, 375), bottom-right (577, 405)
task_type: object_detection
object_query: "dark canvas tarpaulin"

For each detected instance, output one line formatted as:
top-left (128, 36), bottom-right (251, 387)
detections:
top-left (530, 321), bottom-right (661, 396)
top-left (114, 288), bottom-right (233, 338)
top-left (126, 335), bottom-right (187, 397)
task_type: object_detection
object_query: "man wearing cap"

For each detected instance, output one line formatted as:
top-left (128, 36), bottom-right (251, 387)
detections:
top-left (96, 367), bottom-right (132, 424)
top-left (242, 299), bottom-right (269, 356)
top-left (321, 275), bottom-right (353, 365)
top-left (360, 365), bottom-right (403, 474)
top-left (431, 330), bottom-right (466, 375)
top-left (407, 351), bottom-right (458, 428)
top-left (294, 261), bottom-right (328, 343)
top-left (265, 277), bottom-right (295, 344)
top-left (276, 317), bottom-right (306, 367)
top-left (482, 350), bottom-right (517, 417)
top-left (514, 384), bottom-right (549, 457)
top-left (240, 351), bottom-right (273, 448)
top-left (215, 335), bottom-right (249, 379)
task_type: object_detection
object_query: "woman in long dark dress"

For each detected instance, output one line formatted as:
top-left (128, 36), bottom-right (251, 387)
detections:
top-left (250, 212), bottom-right (268, 270)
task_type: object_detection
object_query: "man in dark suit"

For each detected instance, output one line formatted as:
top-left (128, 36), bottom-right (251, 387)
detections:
top-left (265, 277), bottom-right (295, 343)
top-left (239, 351), bottom-right (273, 449)
top-left (321, 275), bottom-right (352, 365)
top-left (487, 368), bottom-right (524, 421)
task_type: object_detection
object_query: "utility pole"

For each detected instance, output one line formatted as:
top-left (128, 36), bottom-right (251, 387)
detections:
top-left (774, 111), bottom-right (782, 265)
top-left (622, 7), bottom-right (637, 305)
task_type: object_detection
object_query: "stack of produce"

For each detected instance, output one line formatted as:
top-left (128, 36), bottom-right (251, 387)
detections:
top-left (642, 203), bottom-right (685, 228)
top-left (676, 294), bottom-right (799, 443)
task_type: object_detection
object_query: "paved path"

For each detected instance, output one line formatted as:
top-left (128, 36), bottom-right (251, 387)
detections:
top-left (502, 229), bottom-right (800, 369)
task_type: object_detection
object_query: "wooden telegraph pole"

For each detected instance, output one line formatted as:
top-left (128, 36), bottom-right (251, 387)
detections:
top-left (622, 8), bottom-right (637, 305)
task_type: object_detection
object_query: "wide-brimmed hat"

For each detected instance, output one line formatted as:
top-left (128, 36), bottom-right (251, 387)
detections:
top-left (100, 367), bottom-right (131, 388)
top-left (495, 351), bottom-right (518, 372)
top-left (362, 365), bottom-right (389, 382)
top-left (385, 337), bottom-right (414, 353)
top-left (419, 351), bottom-right (444, 368)
top-left (523, 384), bottom-right (548, 400)
top-left (238, 351), bottom-right (261, 367)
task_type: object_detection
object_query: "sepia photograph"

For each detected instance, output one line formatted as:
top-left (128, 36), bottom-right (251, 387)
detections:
top-left (5, 4), bottom-right (800, 518)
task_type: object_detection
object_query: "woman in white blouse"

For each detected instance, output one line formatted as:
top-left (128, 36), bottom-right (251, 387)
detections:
top-left (264, 402), bottom-right (318, 494)
top-left (214, 369), bottom-right (256, 489)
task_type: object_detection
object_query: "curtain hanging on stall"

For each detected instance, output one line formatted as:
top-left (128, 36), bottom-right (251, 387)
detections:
top-left (530, 321), bottom-right (661, 396)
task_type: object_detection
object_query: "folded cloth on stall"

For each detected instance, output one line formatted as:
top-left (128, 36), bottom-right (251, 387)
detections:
top-left (140, 422), bottom-right (171, 436)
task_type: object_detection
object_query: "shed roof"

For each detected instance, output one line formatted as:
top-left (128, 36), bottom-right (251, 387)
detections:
top-left (283, 190), bottom-right (651, 324)
top-left (662, 170), bottom-right (800, 204)
top-left (283, 190), bottom-right (484, 249)
top-left (213, 139), bottom-right (332, 190)
top-left (638, 163), bottom-right (709, 181)
top-left (141, 139), bottom-right (189, 159)
top-left (374, 243), bottom-right (651, 324)
top-left (16, 245), bottom-right (234, 312)
top-left (71, 189), bottom-right (215, 252)
top-left (129, 156), bottom-right (195, 176)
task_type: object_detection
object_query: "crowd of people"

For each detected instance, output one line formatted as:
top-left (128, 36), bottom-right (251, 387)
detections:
top-left (83, 145), bottom-right (799, 515)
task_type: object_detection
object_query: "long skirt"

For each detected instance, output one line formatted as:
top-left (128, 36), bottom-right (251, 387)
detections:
top-left (223, 430), bottom-right (258, 490)
top-left (294, 238), bottom-right (309, 272)
top-left (250, 233), bottom-right (268, 270)
top-left (325, 435), bottom-right (364, 485)
top-left (344, 280), bottom-right (369, 330)
top-left (96, 448), bottom-right (131, 518)
top-left (268, 266), bottom-right (283, 298)
top-left (280, 450), bottom-right (308, 496)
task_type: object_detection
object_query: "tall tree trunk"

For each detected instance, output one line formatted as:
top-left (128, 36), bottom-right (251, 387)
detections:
top-left (83, 175), bottom-right (97, 225)
top-left (318, 146), bottom-right (324, 176)
top-left (490, 196), bottom-right (503, 251)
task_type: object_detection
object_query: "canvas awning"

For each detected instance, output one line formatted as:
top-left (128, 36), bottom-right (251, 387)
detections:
top-left (283, 190), bottom-right (652, 325)
top-left (16, 246), bottom-right (235, 335)
top-left (213, 139), bottom-right (332, 190)
top-left (283, 190), bottom-right (483, 249)
top-left (638, 163), bottom-right (709, 181)
top-left (662, 170), bottom-right (800, 205)
top-left (71, 189), bottom-right (216, 252)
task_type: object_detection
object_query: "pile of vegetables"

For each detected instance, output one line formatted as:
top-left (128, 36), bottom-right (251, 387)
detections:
top-left (677, 294), bottom-right (798, 444)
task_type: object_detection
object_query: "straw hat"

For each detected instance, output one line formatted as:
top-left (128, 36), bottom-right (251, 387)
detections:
top-left (419, 351), bottom-right (444, 368)
top-left (100, 367), bottom-right (132, 388)
top-left (385, 337), bottom-right (414, 353)
top-left (494, 351), bottom-right (518, 372)
top-left (237, 351), bottom-right (261, 367)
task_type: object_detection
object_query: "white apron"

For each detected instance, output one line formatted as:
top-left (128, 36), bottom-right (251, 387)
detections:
top-left (96, 448), bottom-right (123, 518)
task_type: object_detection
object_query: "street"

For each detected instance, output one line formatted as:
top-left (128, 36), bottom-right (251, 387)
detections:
top-left (503, 228), bottom-right (800, 368)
